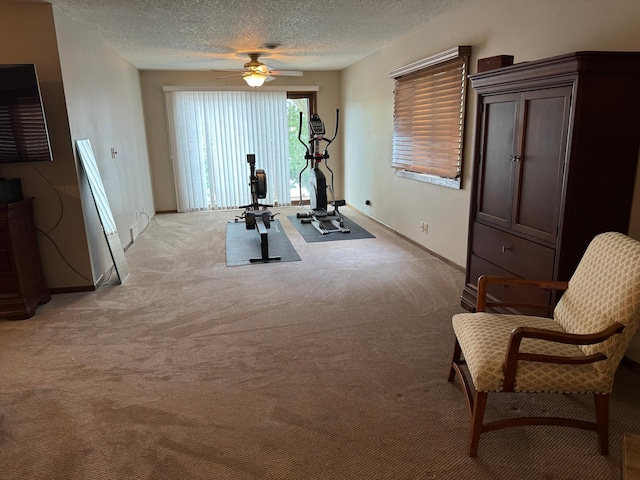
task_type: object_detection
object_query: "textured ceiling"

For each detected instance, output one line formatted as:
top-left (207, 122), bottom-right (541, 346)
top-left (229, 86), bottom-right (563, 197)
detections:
top-left (9, 0), bottom-right (468, 71)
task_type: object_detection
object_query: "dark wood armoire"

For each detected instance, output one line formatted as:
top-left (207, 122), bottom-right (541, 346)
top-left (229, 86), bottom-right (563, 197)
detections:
top-left (461, 51), bottom-right (640, 313)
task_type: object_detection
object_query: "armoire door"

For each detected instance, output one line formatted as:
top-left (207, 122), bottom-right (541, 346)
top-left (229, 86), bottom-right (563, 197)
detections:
top-left (475, 93), bottom-right (518, 228)
top-left (510, 86), bottom-right (572, 244)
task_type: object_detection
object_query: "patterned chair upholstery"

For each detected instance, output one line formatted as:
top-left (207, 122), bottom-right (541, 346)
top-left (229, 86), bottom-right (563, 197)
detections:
top-left (448, 232), bottom-right (640, 457)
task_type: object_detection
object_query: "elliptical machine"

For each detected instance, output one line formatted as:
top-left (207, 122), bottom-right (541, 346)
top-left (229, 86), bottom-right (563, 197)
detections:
top-left (295, 109), bottom-right (349, 235)
top-left (236, 154), bottom-right (280, 262)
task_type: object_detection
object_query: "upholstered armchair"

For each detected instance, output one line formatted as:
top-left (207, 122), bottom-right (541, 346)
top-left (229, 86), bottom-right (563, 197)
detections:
top-left (448, 232), bottom-right (640, 457)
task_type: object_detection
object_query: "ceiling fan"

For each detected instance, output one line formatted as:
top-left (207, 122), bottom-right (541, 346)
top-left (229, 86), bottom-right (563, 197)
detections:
top-left (216, 52), bottom-right (303, 88)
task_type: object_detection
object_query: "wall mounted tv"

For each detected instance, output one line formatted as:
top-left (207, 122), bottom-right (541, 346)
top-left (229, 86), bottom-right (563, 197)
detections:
top-left (0, 64), bottom-right (53, 163)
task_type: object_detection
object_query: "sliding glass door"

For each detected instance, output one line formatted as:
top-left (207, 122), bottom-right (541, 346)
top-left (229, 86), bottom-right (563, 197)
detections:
top-left (166, 90), bottom-right (290, 212)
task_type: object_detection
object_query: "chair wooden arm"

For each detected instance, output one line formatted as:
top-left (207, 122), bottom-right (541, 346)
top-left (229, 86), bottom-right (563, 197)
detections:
top-left (501, 322), bottom-right (626, 391)
top-left (476, 275), bottom-right (569, 312)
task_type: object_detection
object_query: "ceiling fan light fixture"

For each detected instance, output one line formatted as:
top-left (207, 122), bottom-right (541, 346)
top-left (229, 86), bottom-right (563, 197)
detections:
top-left (243, 71), bottom-right (267, 88)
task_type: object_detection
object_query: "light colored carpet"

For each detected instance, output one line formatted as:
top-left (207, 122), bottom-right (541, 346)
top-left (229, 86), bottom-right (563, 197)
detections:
top-left (0, 207), bottom-right (638, 479)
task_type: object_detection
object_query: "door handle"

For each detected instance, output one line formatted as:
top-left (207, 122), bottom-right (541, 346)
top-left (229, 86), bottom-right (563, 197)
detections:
top-left (509, 155), bottom-right (521, 162)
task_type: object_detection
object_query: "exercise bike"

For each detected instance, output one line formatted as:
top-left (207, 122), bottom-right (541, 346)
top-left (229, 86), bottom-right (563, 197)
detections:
top-left (236, 154), bottom-right (280, 262)
top-left (295, 109), bottom-right (349, 235)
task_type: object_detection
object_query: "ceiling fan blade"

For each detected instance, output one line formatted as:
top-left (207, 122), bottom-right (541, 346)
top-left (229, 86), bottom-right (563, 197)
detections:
top-left (269, 70), bottom-right (303, 77)
top-left (212, 72), bottom-right (242, 80)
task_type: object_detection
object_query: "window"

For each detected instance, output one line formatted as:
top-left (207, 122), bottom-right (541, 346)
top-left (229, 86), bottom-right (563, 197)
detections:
top-left (389, 46), bottom-right (471, 189)
top-left (287, 92), bottom-right (317, 202)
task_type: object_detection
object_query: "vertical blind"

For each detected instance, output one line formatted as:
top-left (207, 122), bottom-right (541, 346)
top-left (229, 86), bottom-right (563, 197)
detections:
top-left (390, 47), bottom-right (471, 184)
top-left (166, 90), bottom-right (290, 212)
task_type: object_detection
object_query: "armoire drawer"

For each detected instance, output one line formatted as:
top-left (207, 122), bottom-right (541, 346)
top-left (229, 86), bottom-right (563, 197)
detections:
top-left (472, 222), bottom-right (555, 280)
top-left (468, 254), bottom-right (552, 314)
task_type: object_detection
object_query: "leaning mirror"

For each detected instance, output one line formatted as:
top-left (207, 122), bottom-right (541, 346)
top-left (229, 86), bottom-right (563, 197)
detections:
top-left (76, 139), bottom-right (130, 284)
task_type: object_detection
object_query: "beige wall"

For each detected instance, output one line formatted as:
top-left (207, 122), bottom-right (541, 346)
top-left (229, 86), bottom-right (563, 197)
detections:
top-left (53, 6), bottom-right (155, 281)
top-left (0, 2), bottom-right (92, 289)
top-left (139, 70), bottom-right (341, 212)
top-left (341, 0), bottom-right (640, 360)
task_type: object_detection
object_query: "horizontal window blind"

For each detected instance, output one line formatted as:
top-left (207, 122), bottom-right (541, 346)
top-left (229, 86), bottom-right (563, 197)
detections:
top-left (390, 47), bottom-right (470, 186)
top-left (0, 96), bottom-right (51, 162)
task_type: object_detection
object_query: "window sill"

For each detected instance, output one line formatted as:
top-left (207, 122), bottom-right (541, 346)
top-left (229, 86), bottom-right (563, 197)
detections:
top-left (395, 169), bottom-right (461, 189)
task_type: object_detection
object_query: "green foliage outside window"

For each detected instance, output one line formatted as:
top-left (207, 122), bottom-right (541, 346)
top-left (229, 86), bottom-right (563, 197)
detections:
top-left (287, 98), bottom-right (310, 200)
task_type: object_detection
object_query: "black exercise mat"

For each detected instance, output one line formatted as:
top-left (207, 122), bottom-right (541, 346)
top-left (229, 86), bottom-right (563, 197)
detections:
top-left (287, 214), bottom-right (375, 243)
top-left (226, 219), bottom-right (301, 266)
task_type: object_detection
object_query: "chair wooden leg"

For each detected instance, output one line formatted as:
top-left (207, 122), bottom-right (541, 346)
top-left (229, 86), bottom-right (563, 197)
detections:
top-left (448, 338), bottom-right (462, 382)
top-left (594, 393), bottom-right (609, 455)
top-left (469, 390), bottom-right (488, 457)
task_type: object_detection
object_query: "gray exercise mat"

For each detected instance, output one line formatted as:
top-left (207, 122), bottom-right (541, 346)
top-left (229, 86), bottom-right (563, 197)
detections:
top-left (226, 219), bottom-right (301, 266)
top-left (287, 214), bottom-right (375, 243)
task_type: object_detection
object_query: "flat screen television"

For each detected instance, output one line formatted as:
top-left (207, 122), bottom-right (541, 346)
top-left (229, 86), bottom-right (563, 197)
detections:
top-left (0, 64), bottom-right (53, 163)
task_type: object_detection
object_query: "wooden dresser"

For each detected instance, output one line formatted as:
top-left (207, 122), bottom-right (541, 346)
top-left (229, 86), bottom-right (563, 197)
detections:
top-left (0, 198), bottom-right (50, 319)
top-left (461, 51), bottom-right (640, 313)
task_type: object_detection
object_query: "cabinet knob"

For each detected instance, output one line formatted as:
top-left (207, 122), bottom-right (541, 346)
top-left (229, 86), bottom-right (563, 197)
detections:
top-left (501, 245), bottom-right (512, 253)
